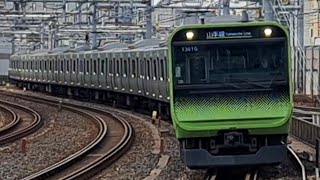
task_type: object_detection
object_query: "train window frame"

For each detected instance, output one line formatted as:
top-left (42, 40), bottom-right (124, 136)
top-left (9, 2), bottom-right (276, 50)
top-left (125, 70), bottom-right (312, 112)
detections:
top-left (93, 59), bottom-right (97, 75)
top-left (116, 59), bottom-right (120, 76)
top-left (101, 59), bottom-right (105, 75)
top-left (140, 58), bottom-right (145, 78)
top-left (86, 59), bottom-right (90, 74)
top-left (123, 58), bottom-right (127, 77)
top-left (153, 58), bottom-right (157, 80)
top-left (79, 59), bottom-right (83, 73)
top-left (109, 58), bottom-right (113, 76)
top-left (66, 59), bottom-right (70, 73)
top-left (97, 58), bottom-right (101, 75)
top-left (73, 59), bottom-right (76, 73)
top-left (160, 58), bottom-right (165, 81)
top-left (164, 57), bottom-right (168, 81)
top-left (132, 58), bottom-right (136, 78)
top-left (146, 59), bottom-right (151, 80)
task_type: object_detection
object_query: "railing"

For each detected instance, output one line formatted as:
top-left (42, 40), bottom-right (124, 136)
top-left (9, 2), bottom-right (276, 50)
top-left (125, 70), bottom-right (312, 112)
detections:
top-left (291, 116), bottom-right (320, 147)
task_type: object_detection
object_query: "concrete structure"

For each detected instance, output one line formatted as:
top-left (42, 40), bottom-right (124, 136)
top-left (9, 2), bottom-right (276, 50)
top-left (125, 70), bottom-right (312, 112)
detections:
top-left (304, 0), bottom-right (320, 46)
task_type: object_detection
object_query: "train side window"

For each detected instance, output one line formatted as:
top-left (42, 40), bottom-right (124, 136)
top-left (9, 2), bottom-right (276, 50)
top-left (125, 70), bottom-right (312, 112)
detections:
top-left (76, 59), bottom-right (79, 73)
top-left (31, 61), bottom-right (33, 70)
top-left (97, 58), bottom-right (101, 74)
top-left (109, 59), bottom-right (113, 74)
top-left (101, 59), bottom-right (105, 74)
top-left (140, 59), bottom-right (145, 77)
top-left (164, 57), bottom-right (168, 80)
top-left (66, 60), bottom-right (69, 73)
top-left (45, 60), bottom-right (47, 71)
top-left (116, 59), bottom-right (120, 75)
top-left (132, 58), bottom-right (136, 77)
top-left (146, 59), bottom-right (150, 79)
top-left (79, 59), bottom-right (83, 73)
top-left (123, 59), bottom-right (127, 76)
top-left (153, 58), bottom-right (157, 80)
top-left (60, 59), bottom-right (63, 72)
top-left (86, 60), bottom-right (90, 74)
top-left (40, 60), bottom-right (42, 71)
top-left (73, 60), bottom-right (76, 73)
top-left (93, 59), bottom-right (97, 74)
top-left (160, 59), bottom-right (164, 81)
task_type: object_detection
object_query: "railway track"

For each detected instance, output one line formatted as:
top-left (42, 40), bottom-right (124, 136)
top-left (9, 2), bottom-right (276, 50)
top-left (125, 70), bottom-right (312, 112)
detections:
top-left (0, 99), bottom-right (42, 145)
top-left (0, 91), bottom-right (134, 180)
top-left (0, 103), bottom-right (19, 134)
top-left (204, 168), bottom-right (258, 180)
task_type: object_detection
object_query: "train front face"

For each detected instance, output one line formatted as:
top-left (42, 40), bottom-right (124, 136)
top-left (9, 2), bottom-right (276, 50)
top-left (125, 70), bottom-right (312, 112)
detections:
top-left (168, 22), bottom-right (293, 169)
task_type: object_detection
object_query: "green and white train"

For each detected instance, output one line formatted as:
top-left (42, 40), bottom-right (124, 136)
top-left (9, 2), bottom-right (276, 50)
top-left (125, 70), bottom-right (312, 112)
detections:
top-left (9, 21), bottom-right (293, 169)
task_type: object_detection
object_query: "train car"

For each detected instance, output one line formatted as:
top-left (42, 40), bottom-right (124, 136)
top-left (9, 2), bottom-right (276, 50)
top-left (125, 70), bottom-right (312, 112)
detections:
top-left (168, 21), bottom-right (293, 168)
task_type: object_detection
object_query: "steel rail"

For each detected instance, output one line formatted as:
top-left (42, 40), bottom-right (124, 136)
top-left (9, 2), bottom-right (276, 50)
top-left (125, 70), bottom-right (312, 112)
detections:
top-left (0, 99), bottom-right (42, 146)
top-left (0, 104), bottom-right (20, 134)
top-left (0, 91), bottom-right (133, 180)
top-left (21, 105), bottom-right (107, 180)
top-left (287, 145), bottom-right (307, 180)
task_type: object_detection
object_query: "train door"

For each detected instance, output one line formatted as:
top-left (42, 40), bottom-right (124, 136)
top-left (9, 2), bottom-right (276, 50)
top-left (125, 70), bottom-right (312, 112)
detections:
top-left (99, 53), bottom-right (107, 89)
top-left (92, 53), bottom-right (99, 88)
top-left (114, 54), bottom-right (122, 92)
top-left (70, 54), bottom-right (77, 86)
top-left (151, 51), bottom-right (160, 99)
top-left (122, 52), bottom-right (130, 93)
top-left (109, 54), bottom-right (115, 91)
top-left (48, 57), bottom-right (53, 83)
top-left (84, 54), bottom-right (91, 87)
top-left (65, 55), bottom-right (71, 85)
top-left (144, 51), bottom-right (152, 97)
top-left (78, 54), bottom-right (85, 86)
top-left (137, 51), bottom-right (145, 95)
top-left (129, 52), bottom-right (139, 95)
top-left (58, 56), bottom-right (64, 84)
top-left (158, 49), bottom-right (167, 102)
top-left (54, 58), bottom-right (59, 83)
top-left (43, 58), bottom-right (48, 82)
top-left (39, 56), bottom-right (43, 82)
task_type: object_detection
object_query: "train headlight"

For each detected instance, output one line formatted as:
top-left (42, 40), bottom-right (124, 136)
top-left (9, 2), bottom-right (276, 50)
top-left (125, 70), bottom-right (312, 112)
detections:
top-left (186, 31), bottom-right (194, 40)
top-left (264, 28), bottom-right (272, 37)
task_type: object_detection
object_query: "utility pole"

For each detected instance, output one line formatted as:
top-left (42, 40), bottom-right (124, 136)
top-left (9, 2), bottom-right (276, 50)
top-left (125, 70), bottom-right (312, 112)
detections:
top-left (145, 0), bottom-right (152, 39)
top-left (78, 2), bottom-right (82, 29)
top-left (297, 0), bottom-right (304, 47)
top-left (92, 0), bottom-right (97, 50)
top-left (40, 22), bottom-right (44, 49)
top-left (63, 0), bottom-right (66, 23)
top-left (263, 0), bottom-right (274, 21)
top-left (54, 21), bottom-right (59, 48)
top-left (223, 0), bottom-right (230, 15)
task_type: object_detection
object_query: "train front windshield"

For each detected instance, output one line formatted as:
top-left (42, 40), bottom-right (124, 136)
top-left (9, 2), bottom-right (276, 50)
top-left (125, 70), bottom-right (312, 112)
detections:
top-left (172, 38), bottom-right (289, 93)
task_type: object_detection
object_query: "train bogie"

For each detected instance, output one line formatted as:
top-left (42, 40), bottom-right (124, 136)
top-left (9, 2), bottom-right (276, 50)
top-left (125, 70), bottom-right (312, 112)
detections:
top-left (128, 51), bottom-right (139, 96)
top-left (70, 54), bottom-right (78, 86)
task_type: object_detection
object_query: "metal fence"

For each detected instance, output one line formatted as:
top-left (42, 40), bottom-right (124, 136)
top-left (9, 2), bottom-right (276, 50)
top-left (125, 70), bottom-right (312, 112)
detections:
top-left (0, 75), bottom-right (8, 85)
top-left (290, 116), bottom-right (320, 147)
